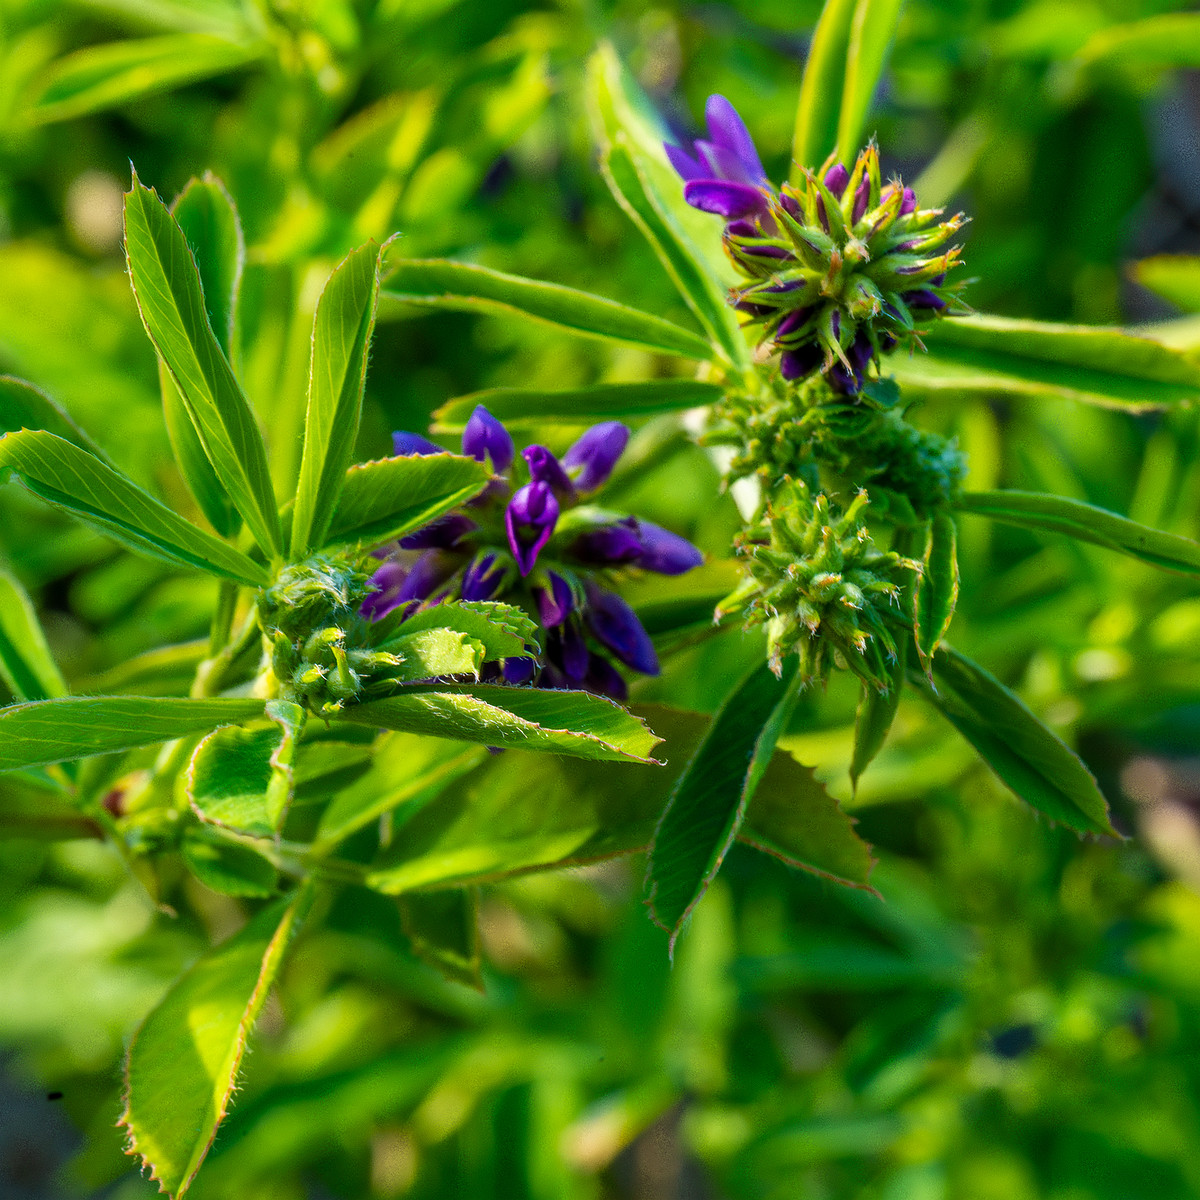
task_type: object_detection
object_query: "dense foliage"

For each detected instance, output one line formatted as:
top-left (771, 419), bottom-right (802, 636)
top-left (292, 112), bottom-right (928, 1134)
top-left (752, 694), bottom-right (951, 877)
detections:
top-left (7, 2), bottom-right (1200, 1198)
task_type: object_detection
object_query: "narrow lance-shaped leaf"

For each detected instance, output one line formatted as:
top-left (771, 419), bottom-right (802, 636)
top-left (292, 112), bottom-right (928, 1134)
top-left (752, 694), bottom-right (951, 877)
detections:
top-left (913, 511), bottom-right (958, 680)
top-left (121, 886), bottom-right (311, 1198)
top-left (0, 571), bottom-right (67, 702)
top-left (381, 259), bottom-right (711, 360)
top-left (792, 0), bottom-right (858, 179)
top-left (957, 489), bottom-right (1200, 576)
top-left (1075, 13), bottom-right (1200, 69)
top-left (913, 645), bottom-right (1117, 836)
top-left (0, 430), bottom-right (269, 586)
top-left (292, 239), bottom-right (387, 557)
top-left (400, 888), bottom-right (483, 991)
top-left (647, 660), bottom-right (801, 953)
top-left (1129, 255), bottom-right (1200, 315)
top-left (124, 173), bottom-right (281, 555)
top-left (0, 375), bottom-right (109, 462)
top-left (0, 696), bottom-right (264, 773)
top-left (836, 0), bottom-right (905, 164)
top-left (850, 635), bottom-right (906, 794)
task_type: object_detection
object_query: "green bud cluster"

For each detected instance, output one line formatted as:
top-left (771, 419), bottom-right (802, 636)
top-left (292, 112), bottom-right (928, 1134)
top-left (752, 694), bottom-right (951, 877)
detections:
top-left (719, 483), bottom-right (919, 692)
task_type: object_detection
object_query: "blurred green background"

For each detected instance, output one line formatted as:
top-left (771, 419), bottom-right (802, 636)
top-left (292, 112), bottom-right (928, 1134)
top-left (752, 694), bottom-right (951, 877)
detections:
top-left (6, 1), bottom-right (1200, 1197)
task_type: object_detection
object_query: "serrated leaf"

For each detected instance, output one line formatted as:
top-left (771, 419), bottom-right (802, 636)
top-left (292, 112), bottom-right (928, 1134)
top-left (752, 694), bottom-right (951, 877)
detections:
top-left (836, 0), bottom-right (905, 164)
top-left (399, 888), bottom-right (482, 990)
top-left (0, 375), bottom-right (109, 461)
top-left (124, 173), bottom-right (281, 554)
top-left (323, 453), bottom-right (489, 548)
top-left (893, 314), bottom-right (1200, 410)
top-left (0, 430), bottom-right (268, 586)
top-left (379, 600), bottom-right (537, 661)
top-left (0, 570), bottom-right (67, 701)
top-left (913, 512), bottom-right (958, 680)
top-left (432, 380), bottom-right (724, 432)
top-left (380, 259), bottom-right (710, 359)
top-left (187, 701), bottom-right (305, 838)
top-left (181, 826), bottom-right (279, 898)
top-left (292, 240), bottom-right (387, 557)
top-left (339, 684), bottom-right (662, 763)
top-left (792, 0), bottom-right (858, 177)
top-left (850, 637), bottom-right (906, 793)
top-left (385, 627), bottom-right (486, 682)
top-left (26, 34), bottom-right (262, 126)
top-left (958, 489), bottom-right (1200, 576)
top-left (646, 660), bottom-right (800, 951)
top-left (914, 645), bottom-right (1116, 836)
top-left (121, 887), bottom-right (310, 1198)
top-left (0, 696), bottom-right (263, 772)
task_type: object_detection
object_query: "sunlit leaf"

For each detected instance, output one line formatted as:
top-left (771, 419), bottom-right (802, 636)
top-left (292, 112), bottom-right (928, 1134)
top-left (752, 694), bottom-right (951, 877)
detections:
top-left (1129, 255), bottom-right (1200, 314)
top-left (836, 0), bottom-right (905, 164)
top-left (0, 570), bottom-right (67, 702)
top-left (792, 0), bottom-right (858, 177)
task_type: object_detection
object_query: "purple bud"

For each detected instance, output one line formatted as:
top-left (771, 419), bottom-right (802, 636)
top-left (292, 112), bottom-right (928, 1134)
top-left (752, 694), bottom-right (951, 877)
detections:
top-left (852, 176), bottom-right (870, 223)
top-left (824, 163), bottom-right (850, 198)
top-left (523, 446), bottom-right (575, 495)
top-left (902, 289), bottom-right (946, 311)
top-left (664, 141), bottom-right (705, 182)
top-left (574, 521), bottom-right (643, 566)
top-left (502, 656), bottom-right (536, 685)
top-left (780, 192), bottom-right (801, 218)
top-left (684, 180), bottom-right (770, 221)
top-left (548, 621), bottom-right (589, 681)
top-left (461, 405), bottom-right (514, 473)
top-left (725, 219), bottom-right (758, 238)
top-left (505, 481), bottom-right (559, 576)
top-left (879, 332), bottom-right (898, 352)
top-left (362, 551), bottom-right (454, 619)
top-left (900, 187), bottom-right (917, 216)
top-left (775, 308), bottom-right (813, 341)
top-left (461, 552), bottom-right (505, 601)
top-left (780, 342), bottom-right (824, 381)
top-left (536, 572), bottom-right (574, 627)
top-left (398, 513), bottom-right (476, 550)
top-left (562, 422), bottom-right (630, 492)
top-left (831, 311), bottom-right (841, 339)
top-left (633, 523), bottom-right (703, 575)
top-left (583, 653), bottom-right (628, 701)
top-left (392, 431), bottom-right (442, 456)
top-left (586, 586), bottom-right (659, 676)
top-left (828, 361), bottom-right (862, 397)
top-left (848, 332), bottom-right (874, 372)
top-left (735, 299), bottom-right (773, 317)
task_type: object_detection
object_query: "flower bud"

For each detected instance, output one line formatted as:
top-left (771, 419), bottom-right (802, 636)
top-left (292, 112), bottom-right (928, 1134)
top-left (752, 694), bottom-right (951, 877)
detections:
top-left (633, 522), bottom-right (704, 575)
top-left (573, 520), bottom-right (642, 566)
top-left (585, 586), bottom-right (659, 676)
top-left (505, 481), bottom-right (559, 576)
top-left (462, 405), bottom-right (514, 472)
top-left (461, 552), bottom-right (505, 601)
top-left (536, 572), bottom-right (575, 627)
top-left (392, 431), bottom-right (442, 456)
top-left (563, 421), bottom-right (630, 492)
top-left (398, 513), bottom-right (475, 550)
top-left (523, 445), bottom-right (575, 496)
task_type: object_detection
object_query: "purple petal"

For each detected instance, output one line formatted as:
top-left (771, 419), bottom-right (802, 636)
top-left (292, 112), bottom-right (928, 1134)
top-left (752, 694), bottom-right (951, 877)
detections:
top-left (725, 218), bottom-right (758, 238)
top-left (586, 586), bottom-right (659, 676)
top-left (583, 653), bottom-right (628, 701)
top-left (900, 187), bottom-right (917, 216)
top-left (562, 421), bottom-right (629, 492)
top-left (852, 176), bottom-right (870, 223)
top-left (780, 343), bottom-right (824, 381)
top-left (502, 656), bottom-right (536, 684)
top-left (505, 481), bottom-right (559, 576)
top-left (536, 572), bottom-right (574, 627)
top-left (548, 622), bottom-right (589, 681)
top-left (824, 163), bottom-right (850, 198)
top-left (573, 521), bottom-right (643, 566)
top-left (392, 431), bottom-right (443, 456)
top-left (776, 308), bottom-right (813, 340)
top-left (523, 445), bottom-right (575, 495)
top-left (828, 361), bottom-right (862, 396)
top-left (780, 192), bottom-right (801, 218)
top-left (665, 140), bottom-right (705, 182)
top-left (704, 95), bottom-right (768, 186)
top-left (461, 552), bottom-right (505, 601)
top-left (634, 523), bottom-right (703, 575)
top-left (902, 289), bottom-right (946, 310)
top-left (362, 551), bottom-right (455, 619)
top-left (461, 405), bottom-right (514, 473)
top-left (398, 513), bottom-right (476, 550)
top-left (683, 180), bottom-right (769, 220)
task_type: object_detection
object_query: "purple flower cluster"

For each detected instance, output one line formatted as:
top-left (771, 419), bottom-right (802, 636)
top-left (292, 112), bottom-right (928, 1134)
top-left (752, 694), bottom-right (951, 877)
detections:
top-left (364, 407), bottom-right (703, 699)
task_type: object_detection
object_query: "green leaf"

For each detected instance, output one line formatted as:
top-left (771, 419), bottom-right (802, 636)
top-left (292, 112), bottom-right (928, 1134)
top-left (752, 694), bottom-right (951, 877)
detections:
top-left (1129, 255), bottom-right (1200, 314)
top-left (913, 511), bottom-right (959, 680)
top-left (0, 696), bottom-right (264, 772)
top-left (836, 0), bottom-right (905, 164)
top-left (380, 259), bottom-right (710, 360)
top-left (0, 430), bottom-right (269, 586)
top-left (0, 570), bottom-right (67, 701)
top-left (26, 34), bottom-right (262, 125)
top-left (792, 0), bottom-right (858, 178)
top-left (399, 888), bottom-right (483, 990)
top-left (1076, 13), bottom-right (1200, 68)
top-left (187, 701), bottom-right (305, 839)
top-left (0, 375), bottom-right (109, 462)
top-left (380, 601), bottom-right (538, 661)
top-left (180, 826), bottom-right (279, 898)
top-left (339, 684), bottom-right (662, 763)
top-left (292, 240), bottom-right (387, 557)
top-left (849, 638), bottom-right (906, 794)
top-left (432, 380), bottom-right (725, 432)
top-left (323, 453), bottom-right (490, 547)
top-left (958, 490), bottom-right (1200, 576)
top-left (124, 173), bottom-right (281, 555)
top-left (914, 646), bottom-right (1116, 836)
top-left (121, 888), bottom-right (310, 1198)
top-left (646, 660), bottom-right (800, 950)
top-left (893, 314), bottom-right (1200, 410)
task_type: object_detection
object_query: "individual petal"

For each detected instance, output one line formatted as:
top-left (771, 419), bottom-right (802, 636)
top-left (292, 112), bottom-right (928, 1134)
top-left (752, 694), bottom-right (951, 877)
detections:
top-left (562, 421), bottom-right (630, 492)
top-left (502, 656), bottom-right (536, 685)
top-left (392, 431), bottom-right (443, 456)
top-left (852, 176), bottom-right (870, 223)
top-left (665, 140), bottom-right (706, 181)
top-left (586, 586), bottom-right (660, 676)
top-left (683, 180), bottom-right (770, 220)
top-left (901, 289), bottom-right (947, 311)
top-left (398, 513), bottom-right (476, 550)
top-left (582, 653), bottom-right (628, 701)
top-left (461, 405), bottom-right (514, 473)
top-left (573, 521), bottom-right (643, 566)
top-left (780, 342), bottom-right (824, 381)
top-left (775, 307), bottom-right (814, 341)
top-left (704, 94), bottom-right (768, 186)
top-left (523, 445), bottom-right (575, 495)
top-left (362, 551), bottom-right (455, 619)
top-left (900, 187), bottom-right (917, 216)
top-left (633, 522), bottom-right (703, 575)
top-left (535, 571), bottom-right (575, 627)
top-left (505, 481), bottom-right (559, 576)
top-left (461, 552), bottom-right (506, 601)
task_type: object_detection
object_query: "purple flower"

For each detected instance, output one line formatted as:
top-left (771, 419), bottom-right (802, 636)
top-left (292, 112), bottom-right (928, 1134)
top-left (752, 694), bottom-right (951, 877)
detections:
top-left (547, 621), bottom-right (590, 681)
top-left (502, 656), bottom-right (536, 684)
top-left (780, 342), bottom-right (824, 381)
top-left (461, 552), bottom-right (505, 601)
top-left (852, 176), bottom-right (870, 223)
top-left (633, 523), bottom-right (704, 575)
top-left (523, 446), bottom-right (575, 496)
top-left (900, 187), bottom-right (917, 216)
top-left (462, 405), bottom-right (514, 472)
top-left (563, 421), bottom-right (629, 492)
top-left (398, 513), bottom-right (475, 550)
top-left (363, 551), bottom-right (455, 619)
top-left (582, 653), bottom-right (628, 701)
top-left (574, 520), bottom-right (643, 566)
top-left (505, 481), bottom-right (559, 576)
top-left (392, 431), bottom-right (443, 456)
top-left (536, 572), bottom-right (574, 627)
top-left (586, 586), bottom-right (659, 676)
top-left (684, 180), bottom-right (771, 222)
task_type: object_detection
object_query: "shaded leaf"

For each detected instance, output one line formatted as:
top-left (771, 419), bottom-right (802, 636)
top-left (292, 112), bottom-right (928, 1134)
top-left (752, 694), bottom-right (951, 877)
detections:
top-left (121, 888), bottom-right (310, 1198)
top-left (849, 638), bottom-right (906, 794)
top-left (0, 430), bottom-right (269, 586)
top-left (180, 826), bottom-right (279, 898)
top-left (399, 888), bottom-right (483, 990)
top-left (0, 375), bottom-right (108, 461)
top-left (1129, 255), bottom-right (1200, 314)
top-left (913, 511), bottom-right (958, 679)
top-left (0, 570), bottom-right (67, 701)
top-left (381, 259), bottom-right (710, 360)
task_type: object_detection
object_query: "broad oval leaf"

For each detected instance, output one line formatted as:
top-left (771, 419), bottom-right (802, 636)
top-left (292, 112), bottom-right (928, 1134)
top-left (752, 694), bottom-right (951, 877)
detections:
top-left (792, 0), bottom-right (858, 177)
top-left (0, 696), bottom-right (264, 772)
top-left (913, 511), bottom-right (959, 680)
top-left (121, 888), bottom-right (310, 1198)
top-left (339, 684), bottom-right (662, 763)
top-left (432, 380), bottom-right (724, 432)
top-left (914, 645), bottom-right (1116, 836)
top-left (124, 174), bottom-right (281, 555)
top-left (0, 430), bottom-right (269, 586)
top-left (380, 259), bottom-right (711, 361)
top-left (292, 240), bottom-right (387, 557)
top-left (0, 375), bottom-right (108, 461)
top-left (181, 826), bottom-right (279, 898)
top-left (894, 314), bottom-right (1200, 410)
top-left (957, 490), bottom-right (1200, 576)
top-left (0, 570), bottom-right (67, 702)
